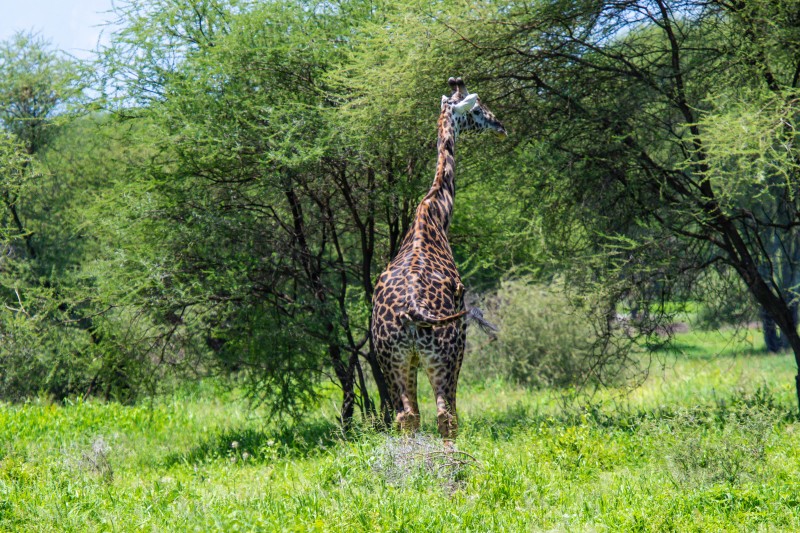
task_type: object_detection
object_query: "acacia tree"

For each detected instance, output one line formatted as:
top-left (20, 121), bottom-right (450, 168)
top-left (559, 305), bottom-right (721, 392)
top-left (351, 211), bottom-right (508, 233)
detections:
top-left (455, 0), bottom-right (800, 408)
top-left (699, 91), bottom-right (800, 352)
top-left (96, 0), bottom-right (534, 423)
top-left (0, 32), bottom-right (108, 401)
top-left (98, 0), bottom-right (443, 424)
top-left (0, 31), bottom-right (79, 259)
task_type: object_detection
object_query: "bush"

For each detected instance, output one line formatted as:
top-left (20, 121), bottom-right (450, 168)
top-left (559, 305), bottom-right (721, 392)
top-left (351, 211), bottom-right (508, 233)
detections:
top-left (463, 278), bottom-right (624, 388)
top-left (661, 407), bottom-right (776, 487)
top-left (0, 290), bottom-right (143, 403)
top-left (0, 284), bottom-right (90, 401)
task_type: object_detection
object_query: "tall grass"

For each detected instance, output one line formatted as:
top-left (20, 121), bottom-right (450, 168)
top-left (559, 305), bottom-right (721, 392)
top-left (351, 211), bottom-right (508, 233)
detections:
top-left (1, 330), bottom-right (799, 531)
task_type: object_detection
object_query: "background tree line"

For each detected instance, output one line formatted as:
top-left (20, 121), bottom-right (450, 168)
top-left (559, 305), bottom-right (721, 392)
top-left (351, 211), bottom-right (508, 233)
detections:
top-left (1, 0), bottom-right (798, 423)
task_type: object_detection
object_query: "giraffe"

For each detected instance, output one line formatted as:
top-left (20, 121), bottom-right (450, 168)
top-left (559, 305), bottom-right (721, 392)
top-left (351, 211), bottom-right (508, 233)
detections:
top-left (371, 77), bottom-right (506, 441)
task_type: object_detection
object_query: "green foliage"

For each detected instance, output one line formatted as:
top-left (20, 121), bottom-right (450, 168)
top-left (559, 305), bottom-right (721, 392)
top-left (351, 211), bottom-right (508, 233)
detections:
top-left (692, 267), bottom-right (759, 330)
top-left (455, 0), bottom-right (800, 381)
top-left (0, 31), bottom-right (80, 153)
top-left (0, 33), bottom-right (117, 402)
top-left (0, 113), bottom-right (170, 403)
top-left (700, 89), bottom-right (800, 206)
top-left (212, 307), bottom-right (324, 418)
top-left (464, 277), bottom-right (650, 391)
top-left (89, 0), bottom-right (380, 418)
top-left (0, 132), bottom-right (89, 401)
top-left (697, 88), bottom-right (800, 326)
top-left (0, 131), bottom-right (34, 243)
top-left (330, 2), bottom-right (543, 281)
top-left (88, 0), bottom-right (542, 420)
top-left (657, 405), bottom-right (777, 488)
top-left (0, 279), bottom-right (126, 403)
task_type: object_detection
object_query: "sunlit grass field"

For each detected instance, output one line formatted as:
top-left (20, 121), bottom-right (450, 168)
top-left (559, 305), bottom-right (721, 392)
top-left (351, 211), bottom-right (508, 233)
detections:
top-left (2, 330), bottom-right (800, 531)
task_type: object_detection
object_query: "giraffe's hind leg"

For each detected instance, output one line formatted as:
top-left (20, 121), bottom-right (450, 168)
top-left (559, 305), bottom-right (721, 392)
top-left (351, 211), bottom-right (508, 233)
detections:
top-left (395, 352), bottom-right (421, 433)
top-left (425, 324), bottom-right (466, 441)
top-left (426, 365), bottom-right (459, 441)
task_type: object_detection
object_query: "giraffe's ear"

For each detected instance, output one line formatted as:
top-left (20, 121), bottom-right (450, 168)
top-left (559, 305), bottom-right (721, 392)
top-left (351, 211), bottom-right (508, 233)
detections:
top-left (452, 93), bottom-right (478, 115)
top-left (447, 77), bottom-right (459, 95)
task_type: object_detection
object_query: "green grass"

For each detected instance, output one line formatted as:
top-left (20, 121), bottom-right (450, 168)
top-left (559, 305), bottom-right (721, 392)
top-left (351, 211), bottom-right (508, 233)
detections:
top-left (2, 330), bottom-right (800, 532)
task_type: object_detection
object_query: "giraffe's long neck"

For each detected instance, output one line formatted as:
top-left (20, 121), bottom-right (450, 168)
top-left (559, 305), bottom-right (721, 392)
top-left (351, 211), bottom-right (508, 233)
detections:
top-left (421, 106), bottom-right (457, 233)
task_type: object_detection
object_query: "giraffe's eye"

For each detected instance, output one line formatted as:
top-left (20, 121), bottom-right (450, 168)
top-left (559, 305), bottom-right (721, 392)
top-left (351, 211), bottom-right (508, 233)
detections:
top-left (473, 108), bottom-right (483, 116)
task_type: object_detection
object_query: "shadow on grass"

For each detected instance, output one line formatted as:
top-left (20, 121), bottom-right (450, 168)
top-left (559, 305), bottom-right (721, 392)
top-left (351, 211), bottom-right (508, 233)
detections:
top-left (658, 340), bottom-right (768, 360)
top-left (465, 401), bottom-right (540, 441)
top-left (464, 381), bottom-right (796, 441)
top-left (163, 418), bottom-right (340, 467)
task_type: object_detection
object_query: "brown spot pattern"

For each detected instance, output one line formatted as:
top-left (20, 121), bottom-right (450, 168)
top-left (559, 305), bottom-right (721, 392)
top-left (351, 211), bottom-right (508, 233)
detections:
top-left (371, 78), bottom-right (506, 440)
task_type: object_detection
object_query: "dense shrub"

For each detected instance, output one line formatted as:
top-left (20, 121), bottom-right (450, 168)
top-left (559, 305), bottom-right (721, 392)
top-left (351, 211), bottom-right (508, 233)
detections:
top-left (463, 279), bottom-right (614, 388)
top-left (0, 294), bottom-right (147, 403)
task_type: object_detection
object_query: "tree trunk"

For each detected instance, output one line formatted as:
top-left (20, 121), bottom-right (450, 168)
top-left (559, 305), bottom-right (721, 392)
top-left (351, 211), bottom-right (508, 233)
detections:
top-left (330, 343), bottom-right (357, 431)
top-left (365, 345), bottom-right (393, 427)
top-left (761, 307), bottom-right (784, 353)
top-left (763, 301), bottom-right (800, 414)
top-left (782, 326), bottom-right (800, 415)
top-left (3, 198), bottom-right (36, 259)
top-left (782, 302), bottom-right (800, 413)
top-left (720, 225), bottom-right (800, 414)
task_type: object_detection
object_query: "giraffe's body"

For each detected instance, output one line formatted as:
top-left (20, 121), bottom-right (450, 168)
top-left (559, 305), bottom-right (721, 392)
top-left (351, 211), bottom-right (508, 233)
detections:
top-left (371, 77), bottom-right (505, 440)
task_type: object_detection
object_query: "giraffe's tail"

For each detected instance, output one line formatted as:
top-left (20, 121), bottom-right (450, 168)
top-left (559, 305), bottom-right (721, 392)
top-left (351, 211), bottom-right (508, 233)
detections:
top-left (403, 302), bottom-right (498, 338)
top-left (403, 305), bottom-right (469, 327)
top-left (466, 307), bottom-right (499, 339)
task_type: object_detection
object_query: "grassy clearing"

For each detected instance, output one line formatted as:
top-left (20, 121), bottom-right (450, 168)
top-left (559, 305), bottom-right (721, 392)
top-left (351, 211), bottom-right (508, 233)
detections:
top-left (2, 330), bottom-right (800, 532)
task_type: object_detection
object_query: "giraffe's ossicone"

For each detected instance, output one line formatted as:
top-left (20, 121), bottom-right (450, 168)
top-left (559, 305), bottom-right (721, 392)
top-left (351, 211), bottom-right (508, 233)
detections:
top-left (371, 77), bottom-right (506, 441)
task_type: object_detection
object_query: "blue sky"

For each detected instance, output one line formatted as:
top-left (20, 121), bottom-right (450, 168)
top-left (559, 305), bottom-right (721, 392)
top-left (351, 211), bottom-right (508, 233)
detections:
top-left (0, 0), bottom-right (114, 59)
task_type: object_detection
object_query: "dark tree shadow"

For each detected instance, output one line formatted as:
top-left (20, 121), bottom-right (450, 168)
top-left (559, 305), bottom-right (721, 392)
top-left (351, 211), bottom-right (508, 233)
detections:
top-left (163, 418), bottom-right (341, 466)
top-left (463, 402), bottom-right (539, 441)
top-left (662, 340), bottom-right (765, 361)
top-left (461, 381), bottom-right (795, 442)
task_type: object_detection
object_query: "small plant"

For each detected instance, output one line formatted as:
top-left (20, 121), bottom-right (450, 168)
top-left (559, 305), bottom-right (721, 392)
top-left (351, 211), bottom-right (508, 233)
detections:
top-left (81, 437), bottom-right (113, 484)
top-left (714, 383), bottom-right (786, 421)
top-left (662, 406), bottom-right (776, 488)
top-left (370, 435), bottom-right (480, 492)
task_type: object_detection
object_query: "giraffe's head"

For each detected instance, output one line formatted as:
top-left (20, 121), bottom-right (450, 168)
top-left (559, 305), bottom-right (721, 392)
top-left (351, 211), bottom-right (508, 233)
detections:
top-left (442, 77), bottom-right (507, 139)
